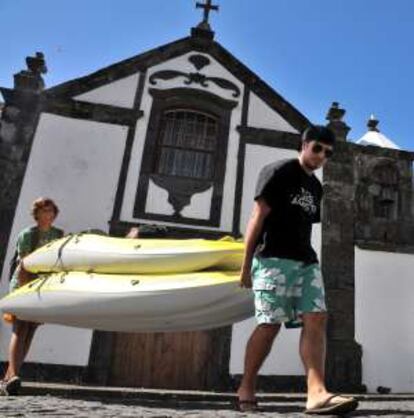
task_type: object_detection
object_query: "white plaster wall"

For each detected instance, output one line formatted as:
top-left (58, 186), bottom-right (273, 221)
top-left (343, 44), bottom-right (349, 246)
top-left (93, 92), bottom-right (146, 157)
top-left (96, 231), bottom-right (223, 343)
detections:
top-left (230, 144), bottom-right (322, 376)
top-left (181, 186), bottom-right (213, 220)
top-left (355, 248), bottom-right (414, 393)
top-left (0, 113), bottom-right (128, 366)
top-left (145, 179), bottom-right (214, 221)
top-left (74, 73), bottom-right (140, 109)
top-left (239, 145), bottom-right (298, 235)
top-left (248, 92), bottom-right (298, 133)
top-left (120, 52), bottom-right (243, 231)
top-left (145, 179), bottom-right (174, 216)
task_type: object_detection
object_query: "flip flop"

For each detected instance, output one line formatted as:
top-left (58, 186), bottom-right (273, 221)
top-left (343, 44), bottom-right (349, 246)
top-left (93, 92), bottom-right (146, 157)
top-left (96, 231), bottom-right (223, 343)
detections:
top-left (0, 376), bottom-right (21, 396)
top-left (234, 399), bottom-right (260, 412)
top-left (5, 376), bottom-right (21, 396)
top-left (305, 394), bottom-right (358, 415)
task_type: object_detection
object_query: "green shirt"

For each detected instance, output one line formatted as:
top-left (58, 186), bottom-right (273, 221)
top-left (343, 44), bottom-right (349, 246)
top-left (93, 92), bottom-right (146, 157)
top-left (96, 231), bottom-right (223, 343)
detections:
top-left (16, 226), bottom-right (64, 258)
top-left (10, 225), bottom-right (64, 287)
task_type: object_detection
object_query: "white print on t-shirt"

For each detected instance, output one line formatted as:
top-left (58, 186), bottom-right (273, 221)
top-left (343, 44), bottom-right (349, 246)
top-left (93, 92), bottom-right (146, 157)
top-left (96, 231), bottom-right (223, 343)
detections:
top-left (290, 188), bottom-right (317, 215)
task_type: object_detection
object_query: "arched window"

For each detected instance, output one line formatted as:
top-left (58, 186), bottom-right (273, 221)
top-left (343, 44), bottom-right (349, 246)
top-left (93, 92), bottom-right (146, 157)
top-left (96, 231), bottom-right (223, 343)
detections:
top-left (155, 110), bottom-right (218, 181)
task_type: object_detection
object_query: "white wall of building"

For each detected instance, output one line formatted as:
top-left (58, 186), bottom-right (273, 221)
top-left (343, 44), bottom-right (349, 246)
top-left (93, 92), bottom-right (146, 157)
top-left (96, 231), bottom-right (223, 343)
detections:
top-left (355, 248), bottom-right (414, 393)
top-left (0, 113), bottom-right (128, 366)
top-left (239, 145), bottom-right (298, 235)
top-left (248, 92), bottom-right (298, 133)
top-left (145, 180), bottom-right (175, 216)
top-left (181, 186), bottom-right (214, 220)
top-left (230, 144), bottom-right (322, 376)
top-left (75, 73), bottom-right (140, 109)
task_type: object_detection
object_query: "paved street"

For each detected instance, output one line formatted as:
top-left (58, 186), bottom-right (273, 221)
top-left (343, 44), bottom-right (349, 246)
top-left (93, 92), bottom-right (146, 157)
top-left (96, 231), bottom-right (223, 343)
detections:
top-left (0, 382), bottom-right (413, 417)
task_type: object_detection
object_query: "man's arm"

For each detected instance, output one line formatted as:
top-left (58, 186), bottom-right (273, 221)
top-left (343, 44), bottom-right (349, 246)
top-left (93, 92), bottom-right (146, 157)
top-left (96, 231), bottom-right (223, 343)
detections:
top-left (240, 198), bottom-right (271, 288)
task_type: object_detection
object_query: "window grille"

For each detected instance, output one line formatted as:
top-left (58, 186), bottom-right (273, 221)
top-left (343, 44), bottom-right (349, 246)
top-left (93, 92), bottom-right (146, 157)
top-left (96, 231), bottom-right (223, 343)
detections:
top-left (155, 110), bottom-right (218, 180)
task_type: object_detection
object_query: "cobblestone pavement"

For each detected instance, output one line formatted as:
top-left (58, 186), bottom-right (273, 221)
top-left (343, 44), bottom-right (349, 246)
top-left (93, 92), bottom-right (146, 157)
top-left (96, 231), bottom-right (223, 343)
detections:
top-left (0, 383), bottom-right (412, 417)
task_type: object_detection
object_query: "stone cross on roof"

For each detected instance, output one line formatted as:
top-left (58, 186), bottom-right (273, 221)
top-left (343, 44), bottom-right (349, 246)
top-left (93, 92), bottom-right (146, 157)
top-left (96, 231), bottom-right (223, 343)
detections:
top-left (196, 0), bottom-right (219, 30)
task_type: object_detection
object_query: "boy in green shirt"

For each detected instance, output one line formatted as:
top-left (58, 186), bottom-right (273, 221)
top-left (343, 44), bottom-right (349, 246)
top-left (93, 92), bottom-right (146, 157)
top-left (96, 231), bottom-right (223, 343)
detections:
top-left (2, 198), bottom-right (63, 396)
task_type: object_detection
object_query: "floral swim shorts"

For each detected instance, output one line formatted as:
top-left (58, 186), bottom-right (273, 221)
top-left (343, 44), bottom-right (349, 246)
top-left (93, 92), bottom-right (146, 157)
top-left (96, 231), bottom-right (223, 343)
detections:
top-left (252, 256), bottom-right (327, 328)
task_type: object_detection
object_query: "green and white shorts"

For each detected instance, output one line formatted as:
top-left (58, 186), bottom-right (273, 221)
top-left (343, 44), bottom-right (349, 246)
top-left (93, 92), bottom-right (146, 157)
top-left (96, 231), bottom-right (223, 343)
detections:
top-left (252, 256), bottom-right (327, 328)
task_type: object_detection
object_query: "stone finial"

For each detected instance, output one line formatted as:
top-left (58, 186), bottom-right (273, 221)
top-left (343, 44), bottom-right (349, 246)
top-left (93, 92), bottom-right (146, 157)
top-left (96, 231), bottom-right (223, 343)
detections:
top-left (367, 114), bottom-right (380, 132)
top-left (191, 0), bottom-right (219, 40)
top-left (13, 52), bottom-right (47, 92)
top-left (26, 52), bottom-right (47, 76)
top-left (325, 102), bottom-right (351, 142)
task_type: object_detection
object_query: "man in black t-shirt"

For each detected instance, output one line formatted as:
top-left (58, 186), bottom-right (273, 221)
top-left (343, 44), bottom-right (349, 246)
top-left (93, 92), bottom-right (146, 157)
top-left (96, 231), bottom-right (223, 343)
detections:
top-left (236, 126), bottom-right (358, 415)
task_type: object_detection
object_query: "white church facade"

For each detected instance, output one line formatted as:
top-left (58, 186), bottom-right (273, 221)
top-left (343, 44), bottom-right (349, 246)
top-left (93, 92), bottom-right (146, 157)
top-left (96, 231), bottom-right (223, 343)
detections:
top-left (0, 3), bottom-right (413, 393)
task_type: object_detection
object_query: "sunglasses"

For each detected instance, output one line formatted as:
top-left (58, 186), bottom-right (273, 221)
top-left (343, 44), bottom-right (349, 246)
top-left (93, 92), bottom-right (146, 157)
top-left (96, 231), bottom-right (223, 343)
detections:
top-left (311, 143), bottom-right (333, 158)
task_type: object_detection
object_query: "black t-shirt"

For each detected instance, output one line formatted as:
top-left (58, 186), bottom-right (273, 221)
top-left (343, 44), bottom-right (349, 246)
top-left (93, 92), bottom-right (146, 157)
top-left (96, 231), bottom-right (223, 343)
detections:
top-left (254, 158), bottom-right (322, 263)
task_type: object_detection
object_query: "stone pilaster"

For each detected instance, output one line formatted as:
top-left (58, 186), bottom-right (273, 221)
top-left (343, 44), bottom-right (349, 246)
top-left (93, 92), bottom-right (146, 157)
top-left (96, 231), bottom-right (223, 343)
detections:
top-left (0, 52), bottom-right (46, 274)
top-left (321, 141), bottom-right (364, 392)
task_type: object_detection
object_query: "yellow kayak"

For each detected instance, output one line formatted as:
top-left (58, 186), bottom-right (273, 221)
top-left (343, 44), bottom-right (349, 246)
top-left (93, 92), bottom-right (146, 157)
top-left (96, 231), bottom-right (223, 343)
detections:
top-left (23, 234), bottom-right (244, 274)
top-left (0, 271), bottom-right (254, 332)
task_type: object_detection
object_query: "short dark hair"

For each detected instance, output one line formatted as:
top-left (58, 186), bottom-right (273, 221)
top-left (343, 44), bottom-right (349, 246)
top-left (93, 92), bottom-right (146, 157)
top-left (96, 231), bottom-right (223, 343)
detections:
top-left (301, 125), bottom-right (336, 146)
top-left (31, 197), bottom-right (59, 220)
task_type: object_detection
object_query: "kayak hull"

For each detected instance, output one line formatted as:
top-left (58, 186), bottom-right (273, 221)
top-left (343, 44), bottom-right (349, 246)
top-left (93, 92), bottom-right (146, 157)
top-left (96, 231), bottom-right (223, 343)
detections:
top-left (0, 271), bottom-right (254, 332)
top-left (23, 234), bottom-right (244, 274)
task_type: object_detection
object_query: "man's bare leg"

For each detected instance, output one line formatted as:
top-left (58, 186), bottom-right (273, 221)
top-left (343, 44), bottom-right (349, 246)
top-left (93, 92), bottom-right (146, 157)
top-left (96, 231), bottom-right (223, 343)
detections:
top-left (300, 312), bottom-right (330, 409)
top-left (300, 312), bottom-right (358, 413)
top-left (237, 323), bottom-right (280, 402)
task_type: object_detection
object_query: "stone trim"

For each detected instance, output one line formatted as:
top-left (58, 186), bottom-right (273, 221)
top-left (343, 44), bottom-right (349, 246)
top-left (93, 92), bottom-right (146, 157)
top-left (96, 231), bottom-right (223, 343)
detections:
top-left (43, 98), bottom-right (143, 126)
top-left (109, 220), bottom-right (232, 239)
top-left (350, 141), bottom-right (414, 160)
top-left (356, 242), bottom-right (414, 254)
top-left (237, 126), bottom-right (301, 149)
top-left (131, 211), bottom-right (219, 228)
top-left (111, 70), bottom-right (147, 223)
top-left (0, 361), bottom-right (85, 385)
top-left (232, 86), bottom-right (250, 236)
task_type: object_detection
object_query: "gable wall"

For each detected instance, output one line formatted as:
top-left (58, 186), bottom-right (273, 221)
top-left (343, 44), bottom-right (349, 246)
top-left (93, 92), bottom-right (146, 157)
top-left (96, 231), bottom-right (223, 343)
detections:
top-left (75, 73), bottom-right (140, 109)
top-left (248, 92), bottom-right (298, 133)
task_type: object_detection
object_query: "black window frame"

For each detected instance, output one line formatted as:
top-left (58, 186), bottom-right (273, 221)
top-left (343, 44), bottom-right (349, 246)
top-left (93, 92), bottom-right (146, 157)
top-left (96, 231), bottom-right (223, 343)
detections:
top-left (134, 87), bottom-right (238, 226)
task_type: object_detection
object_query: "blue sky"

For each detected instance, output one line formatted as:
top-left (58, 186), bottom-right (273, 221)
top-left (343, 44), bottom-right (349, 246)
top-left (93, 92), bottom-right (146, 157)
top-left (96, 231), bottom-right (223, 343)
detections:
top-left (1, 0), bottom-right (413, 150)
